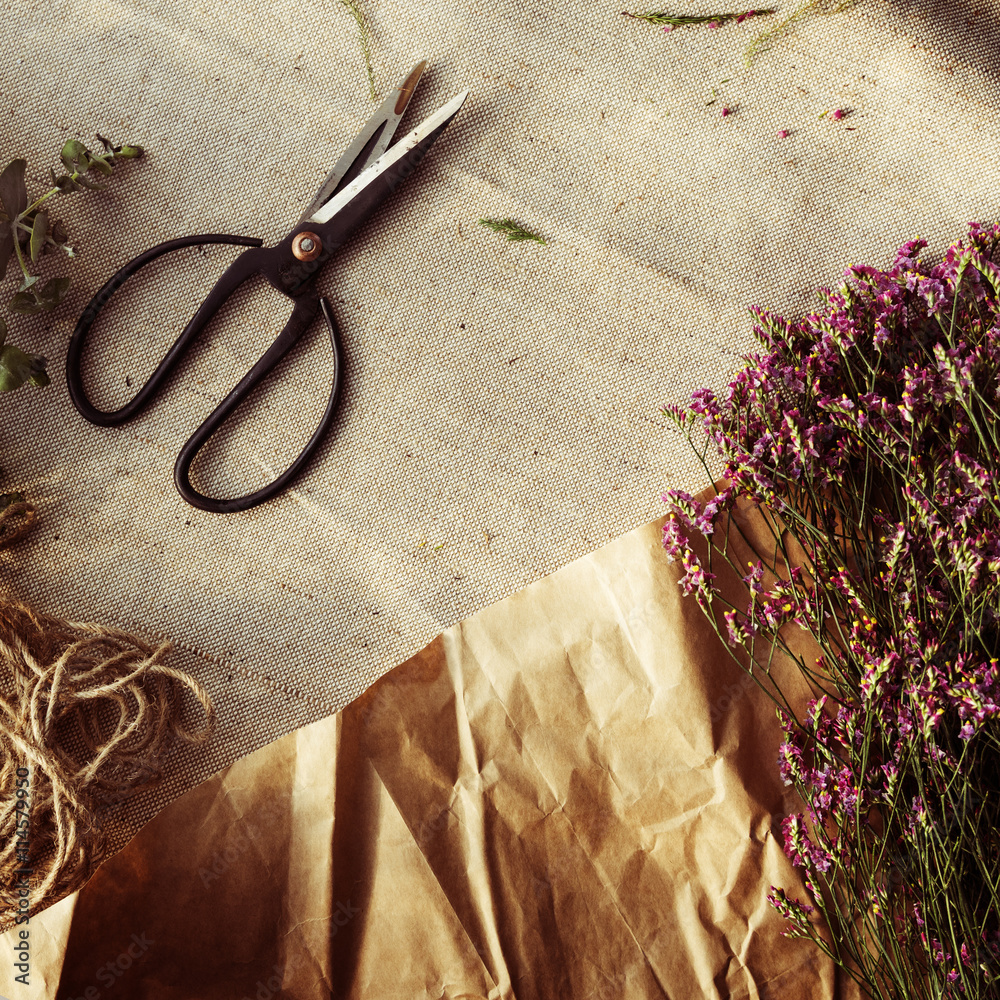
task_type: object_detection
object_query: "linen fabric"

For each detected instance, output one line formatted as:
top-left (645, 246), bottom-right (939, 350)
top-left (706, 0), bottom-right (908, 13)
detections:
top-left (1, 0), bottom-right (998, 851)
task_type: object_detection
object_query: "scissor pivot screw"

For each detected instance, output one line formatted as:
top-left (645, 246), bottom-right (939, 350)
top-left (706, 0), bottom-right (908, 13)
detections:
top-left (292, 231), bottom-right (323, 261)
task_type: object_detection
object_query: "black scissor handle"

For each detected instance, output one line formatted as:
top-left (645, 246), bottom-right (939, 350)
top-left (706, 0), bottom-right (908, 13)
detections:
top-left (175, 295), bottom-right (343, 514)
top-left (67, 234), bottom-right (267, 425)
top-left (67, 234), bottom-right (345, 513)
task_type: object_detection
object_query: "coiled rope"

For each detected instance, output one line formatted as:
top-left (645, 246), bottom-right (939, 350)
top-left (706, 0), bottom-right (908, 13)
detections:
top-left (0, 500), bottom-right (215, 923)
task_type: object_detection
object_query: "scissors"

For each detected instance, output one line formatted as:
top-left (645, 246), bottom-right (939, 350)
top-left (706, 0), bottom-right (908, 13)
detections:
top-left (67, 62), bottom-right (468, 514)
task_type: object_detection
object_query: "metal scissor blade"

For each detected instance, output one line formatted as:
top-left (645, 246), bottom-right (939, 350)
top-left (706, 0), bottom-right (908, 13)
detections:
top-left (298, 60), bottom-right (428, 223)
top-left (308, 89), bottom-right (468, 228)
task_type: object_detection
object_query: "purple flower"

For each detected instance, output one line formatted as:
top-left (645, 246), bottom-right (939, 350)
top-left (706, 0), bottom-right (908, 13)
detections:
top-left (919, 277), bottom-right (949, 314)
top-left (742, 560), bottom-right (765, 595)
top-left (767, 886), bottom-right (814, 931)
top-left (661, 221), bottom-right (1000, 964)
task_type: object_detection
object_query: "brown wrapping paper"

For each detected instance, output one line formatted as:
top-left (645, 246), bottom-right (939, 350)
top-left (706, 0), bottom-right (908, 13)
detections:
top-left (1, 503), bottom-right (856, 999)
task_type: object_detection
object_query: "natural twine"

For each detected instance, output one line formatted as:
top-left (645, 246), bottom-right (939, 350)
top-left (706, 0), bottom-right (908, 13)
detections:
top-left (0, 501), bottom-right (216, 926)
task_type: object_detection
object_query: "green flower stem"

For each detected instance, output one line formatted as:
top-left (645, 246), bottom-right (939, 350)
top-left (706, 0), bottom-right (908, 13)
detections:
top-left (11, 228), bottom-right (30, 283)
top-left (22, 183), bottom-right (62, 219)
top-left (20, 148), bottom-right (128, 221)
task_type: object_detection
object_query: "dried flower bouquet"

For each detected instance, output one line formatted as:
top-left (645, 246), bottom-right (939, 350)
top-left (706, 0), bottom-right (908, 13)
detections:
top-left (663, 223), bottom-right (1000, 999)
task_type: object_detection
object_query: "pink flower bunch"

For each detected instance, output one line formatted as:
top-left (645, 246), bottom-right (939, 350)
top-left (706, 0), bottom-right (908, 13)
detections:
top-left (661, 222), bottom-right (1000, 997)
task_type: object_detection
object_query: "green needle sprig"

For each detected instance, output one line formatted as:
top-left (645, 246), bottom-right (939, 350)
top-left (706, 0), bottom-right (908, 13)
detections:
top-left (339, 0), bottom-right (377, 103)
top-left (478, 218), bottom-right (547, 245)
top-left (744, 0), bottom-right (855, 66)
top-left (622, 8), bottom-right (774, 28)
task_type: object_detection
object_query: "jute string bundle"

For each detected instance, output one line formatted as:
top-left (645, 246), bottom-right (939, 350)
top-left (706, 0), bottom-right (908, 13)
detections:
top-left (0, 503), bottom-right (215, 927)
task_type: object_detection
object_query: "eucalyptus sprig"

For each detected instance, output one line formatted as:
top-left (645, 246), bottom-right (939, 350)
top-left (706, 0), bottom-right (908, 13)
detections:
top-left (478, 218), bottom-right (547, 245)
top-left (0, 136), bottom-right (142, 391)
top-left (0, 317), bottom-right (48, 392)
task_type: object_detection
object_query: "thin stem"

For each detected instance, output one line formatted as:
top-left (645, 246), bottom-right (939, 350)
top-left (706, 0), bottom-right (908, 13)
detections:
top-left (11, 229), bottom-right (30, 282)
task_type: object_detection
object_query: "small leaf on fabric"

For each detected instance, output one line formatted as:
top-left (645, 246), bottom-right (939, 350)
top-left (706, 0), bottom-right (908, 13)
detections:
top-left (0, 344), bottom-right (49, 391)
top-left (8, 292), bottom-right (42, 315)
top-left (0, 160), bottom-right (27, 220)
top-left (0, 316), bottom-right (7, 346)
top-left (88, 154), bottom-right (113, 176)
top-left (52, 172), bottom-right (79, 194)
top-left (60, 139), bottom-right (90, 172)
top-left (74, 175), bottom-right (105, 192)
top-left (477, 217), bottom-right (547, 245)
top-left (29, 210), bottom-right (48, 261)
top-left (37, 276), bottom-right (71, 309)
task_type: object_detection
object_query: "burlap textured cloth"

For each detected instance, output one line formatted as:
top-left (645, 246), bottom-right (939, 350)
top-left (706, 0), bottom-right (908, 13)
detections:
top-left (2, 0), bottom-right (999, 903)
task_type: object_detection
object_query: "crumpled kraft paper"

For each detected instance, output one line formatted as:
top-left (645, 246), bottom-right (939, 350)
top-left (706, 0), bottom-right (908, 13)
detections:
top-left (0, 500), bottom-right (858, 1000)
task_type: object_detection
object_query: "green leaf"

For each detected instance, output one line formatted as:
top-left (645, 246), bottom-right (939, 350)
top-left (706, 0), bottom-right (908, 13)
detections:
top-left (0, 491), bottom-right (26, 510)
top-left (0, 315), bottom-right (6, 346)
top-left (51, 170), bottom-right (78, 194)
top-left (74, 174), bottom-right (105, 191)
top-left (0, 230), bottom-right (13, 280)
top-left (97, 134), bottom-right (143, 159)
top-left (29, 210), bottom-right (48, 262)
top-left (18, 274), bottom-right (38, 292)
top-left (8, 292), bottom-right (42, 315)
top-left (87, 154), bottom-right (113, 176)
top-left (0, 344), bottom-right (49, 391)
top-left (37, 276), bottom-right (71, 310)
top-left (0, 160), bottom-right (27, 221)
top-left (61, 139), bottom-right (88, 160)
top-left (60, 139), bottom-right (90, 172)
